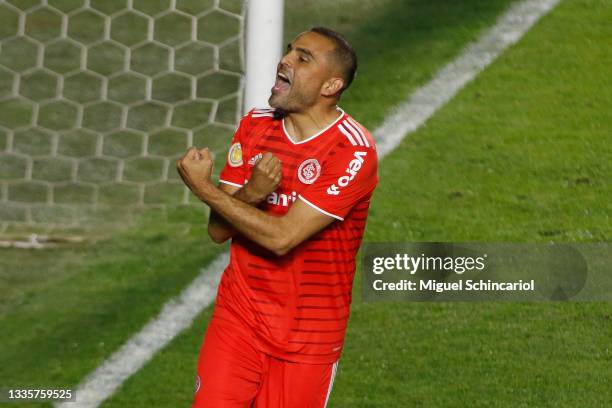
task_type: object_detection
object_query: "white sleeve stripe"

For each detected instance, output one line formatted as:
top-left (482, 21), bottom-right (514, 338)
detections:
top-left (342, 119), bottom-right (368, 147)
top-left (298, 195), bottom-right (344, 221)
top-left (346, 117), bottom-right (370, 147)
top-left (338, 123), bottom-right (358, 146)
top-left (342, 120), bottom-right (366, 146)
top-left (344, 120), bottom-right (365, 146)
top-left (252, 113), bottom-right (275, 118)
top-left (219, 179), bottom-right (243, 188)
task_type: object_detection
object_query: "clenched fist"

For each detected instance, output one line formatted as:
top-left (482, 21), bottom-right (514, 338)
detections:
top-left (246, 152), bottom-right (282, 201)
top-left (176, 147), bottom-right (214, 197)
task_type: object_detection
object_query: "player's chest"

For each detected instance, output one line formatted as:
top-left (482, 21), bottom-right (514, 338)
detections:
top-left (243, 134), bottom-right (331, 214)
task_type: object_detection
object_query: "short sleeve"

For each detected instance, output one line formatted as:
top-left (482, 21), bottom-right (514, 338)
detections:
top-left (218, 113), bottom-right (250, 187)
top-left (299, 145), bottom-right (378, 221)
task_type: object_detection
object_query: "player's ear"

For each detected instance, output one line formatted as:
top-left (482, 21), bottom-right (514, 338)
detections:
top-left (321, 77), bottom-right (344, 97)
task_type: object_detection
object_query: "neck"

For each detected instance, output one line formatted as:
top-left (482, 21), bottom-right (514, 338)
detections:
top-left (283, 104), bottom-right (342, 143)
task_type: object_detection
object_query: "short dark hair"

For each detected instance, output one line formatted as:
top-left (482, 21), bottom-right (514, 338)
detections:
top-left (309, 26), bottom-right (357, 93)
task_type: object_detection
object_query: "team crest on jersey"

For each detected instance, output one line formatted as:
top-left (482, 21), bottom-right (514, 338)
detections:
top-left (297, 158), bottom-right (321, 184)
top-left (228, 142), bottom-right (243, 167)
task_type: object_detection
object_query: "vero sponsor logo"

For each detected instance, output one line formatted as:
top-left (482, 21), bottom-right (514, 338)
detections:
top-left (327, 151), bottom-right (367, 195)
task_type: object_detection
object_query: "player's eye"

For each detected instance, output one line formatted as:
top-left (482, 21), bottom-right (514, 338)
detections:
top-left (299, 56), bottom-right (308, 63)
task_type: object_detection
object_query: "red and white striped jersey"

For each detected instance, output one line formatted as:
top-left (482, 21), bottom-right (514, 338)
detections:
top-left (215, 106), bottom-right (378, 364)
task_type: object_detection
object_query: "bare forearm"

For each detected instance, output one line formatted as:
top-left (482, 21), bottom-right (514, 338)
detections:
top-left (207, 184), bottom-right (263, 243)
top-left (199, 184), bottom-right (287, 254)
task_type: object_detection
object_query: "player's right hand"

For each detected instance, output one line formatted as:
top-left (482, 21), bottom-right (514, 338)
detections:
top-left (246, 152), bottom-right (282, 202)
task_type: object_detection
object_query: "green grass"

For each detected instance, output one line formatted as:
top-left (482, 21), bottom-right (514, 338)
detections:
top-left (0, 209), bottom-right (226, 408)
top-left (342, 0), bottom-right (612, 406)
top-left (1, 0), bottom-right (610, 407)
top-left (366, 0), bottom-right (611, 243)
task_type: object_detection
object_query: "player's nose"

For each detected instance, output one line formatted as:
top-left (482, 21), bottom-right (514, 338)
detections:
top-left (278, 56), bottom-right (291, 70)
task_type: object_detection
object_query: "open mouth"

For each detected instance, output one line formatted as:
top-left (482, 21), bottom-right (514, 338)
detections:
top-left (272, 71), bottom-right (291, 94)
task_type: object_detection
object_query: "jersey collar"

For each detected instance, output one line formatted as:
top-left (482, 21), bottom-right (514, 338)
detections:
top-left (281, 107), bottom-right (345, 145)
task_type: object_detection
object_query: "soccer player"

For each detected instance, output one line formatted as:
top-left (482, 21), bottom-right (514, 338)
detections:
top-left (177, 26), bottom-right (378, 408)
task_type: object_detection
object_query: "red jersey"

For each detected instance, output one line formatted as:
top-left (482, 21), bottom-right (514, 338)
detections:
top-left (215, 107), bottom-right (378, 364)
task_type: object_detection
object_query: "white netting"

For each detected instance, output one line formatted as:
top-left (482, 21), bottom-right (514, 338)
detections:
top-left (0, 0), bottom-right (245, 237)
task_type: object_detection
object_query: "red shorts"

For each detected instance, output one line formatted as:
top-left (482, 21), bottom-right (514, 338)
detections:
top-left (192, 308), bottom-right (339, 408)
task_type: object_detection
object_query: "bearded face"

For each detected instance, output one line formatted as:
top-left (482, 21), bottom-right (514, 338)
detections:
top-left (268, 32), bottom-right (341, 112)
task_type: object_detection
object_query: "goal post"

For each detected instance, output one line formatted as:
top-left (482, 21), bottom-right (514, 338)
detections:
top-left (243, 0), bottom-right (284, 112)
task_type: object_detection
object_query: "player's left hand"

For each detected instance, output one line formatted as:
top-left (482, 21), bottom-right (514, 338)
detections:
top-left (176, 147), bottom-right (214, 196)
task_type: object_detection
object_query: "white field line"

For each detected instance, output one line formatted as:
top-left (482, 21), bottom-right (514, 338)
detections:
top-left (57, 1), bottom-right (560, 406)
top-left (55, 254), bottom-right (228, 408)
top-left (375, 0), bottom-right (560, 157)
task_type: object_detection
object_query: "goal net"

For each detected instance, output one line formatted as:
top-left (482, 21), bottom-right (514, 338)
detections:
top-left (0, 0), bottom-right (245, 239)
